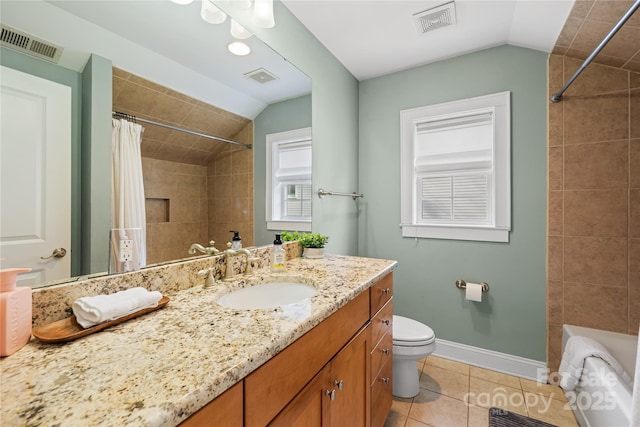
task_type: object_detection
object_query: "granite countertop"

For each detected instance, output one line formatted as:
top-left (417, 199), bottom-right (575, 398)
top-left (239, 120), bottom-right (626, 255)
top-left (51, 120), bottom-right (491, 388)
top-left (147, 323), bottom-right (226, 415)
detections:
top-left (1, 255), bottom-right (396, 427)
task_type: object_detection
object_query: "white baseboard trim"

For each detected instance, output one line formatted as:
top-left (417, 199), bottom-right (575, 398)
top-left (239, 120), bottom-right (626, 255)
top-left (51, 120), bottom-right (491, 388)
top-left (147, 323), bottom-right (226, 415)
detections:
top-left (432, 338), bottom-right (547, 382)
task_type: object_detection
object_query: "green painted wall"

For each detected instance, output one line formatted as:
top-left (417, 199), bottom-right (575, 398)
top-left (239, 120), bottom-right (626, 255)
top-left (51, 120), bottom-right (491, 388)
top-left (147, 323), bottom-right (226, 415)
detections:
top-left (254, 95), bottom-right (312, 246)
top-left (358, 45), bottom-right (548, 361)
top-left (220, 1), bottom-right (360, 255)
top-left (1, 47), bottom-right (83, 276)
top-left (81, 54), bottom-right (112, 275)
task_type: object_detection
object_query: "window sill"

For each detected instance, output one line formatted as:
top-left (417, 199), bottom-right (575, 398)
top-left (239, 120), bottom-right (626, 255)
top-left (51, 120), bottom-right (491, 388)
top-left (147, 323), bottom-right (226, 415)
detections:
top-left (401, 224), bottom-right (510, 243)
top-left (267, 221), bottom-right (312, 232)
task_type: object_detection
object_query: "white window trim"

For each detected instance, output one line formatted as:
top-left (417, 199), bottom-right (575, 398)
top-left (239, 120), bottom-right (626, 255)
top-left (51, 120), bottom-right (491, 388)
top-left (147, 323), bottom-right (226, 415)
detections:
top-left (400, 92), bottom-right (511, 243)
top-left (266, 127), bottom-right (312, 232)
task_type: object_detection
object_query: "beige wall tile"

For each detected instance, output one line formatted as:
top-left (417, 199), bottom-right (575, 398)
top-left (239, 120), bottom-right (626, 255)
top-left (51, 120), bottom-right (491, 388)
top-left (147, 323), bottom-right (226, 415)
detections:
top-left (563, 57), bottom-right (629, 97)
top-left (563, 237), bottom-right (627, 286)
top-left (548, 191), bottom-right (563, 236)
top-left (548, 236), bottom-right (563, 282)
top-left (547, 280), bottom-right (563, 325)
top-left (632, 139), bottom-right (640, 188)
top-left (563, 141), bottom-right (628, 189)
top-left (632, 89), bottom-right (640, 139)
top-left (564, 93), bottom-right (628, 144)
top-left (564, 190), bottom-right (628, 237)
top-left (564, 282), bottom-right (628, 332)
top-left (548, 147), bottom-right (563, 190)
top-left (631, 189), bottom-right (640, 237)
top-left (630, 239), bottom-right (640, 334)
top-left (547, 324), bottom-right (563, 373)
top-left (631, 72), bottom-right (640, 89)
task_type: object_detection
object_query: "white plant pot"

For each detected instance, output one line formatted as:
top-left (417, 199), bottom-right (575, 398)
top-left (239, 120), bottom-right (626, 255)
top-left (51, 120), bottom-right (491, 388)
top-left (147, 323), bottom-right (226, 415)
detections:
top-left (303, 247), bottom-right (324, 259)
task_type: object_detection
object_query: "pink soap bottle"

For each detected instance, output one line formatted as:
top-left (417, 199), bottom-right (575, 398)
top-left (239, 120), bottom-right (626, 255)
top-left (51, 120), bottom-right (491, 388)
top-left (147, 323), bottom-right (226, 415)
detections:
top-left (0, 268), bottom-right (32, 356)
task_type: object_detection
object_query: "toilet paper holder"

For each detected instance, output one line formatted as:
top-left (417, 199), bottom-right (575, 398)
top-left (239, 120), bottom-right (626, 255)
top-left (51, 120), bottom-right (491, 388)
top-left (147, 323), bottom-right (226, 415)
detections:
top-left (455, 279), bottom-right (489, 293)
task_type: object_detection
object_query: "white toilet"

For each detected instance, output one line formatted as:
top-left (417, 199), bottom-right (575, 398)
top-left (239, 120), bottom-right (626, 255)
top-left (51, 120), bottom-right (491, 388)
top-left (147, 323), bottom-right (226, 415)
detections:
top-left (392, 315), bottom-right (436, 398)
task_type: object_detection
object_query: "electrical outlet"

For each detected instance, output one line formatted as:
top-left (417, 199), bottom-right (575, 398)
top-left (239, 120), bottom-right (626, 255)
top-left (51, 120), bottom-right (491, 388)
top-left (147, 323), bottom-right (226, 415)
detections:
top-left (119, 239), bottom-right (133, 262)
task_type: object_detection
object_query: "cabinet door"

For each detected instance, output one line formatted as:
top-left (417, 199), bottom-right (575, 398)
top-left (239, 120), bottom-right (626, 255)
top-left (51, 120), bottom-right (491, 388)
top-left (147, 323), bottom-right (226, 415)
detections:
top-left (270, 368), bottom-right (330, 427)
top-left (326, 326), bottom-right (370, 427)
top-left (180, 382), bottom-right (243, 427)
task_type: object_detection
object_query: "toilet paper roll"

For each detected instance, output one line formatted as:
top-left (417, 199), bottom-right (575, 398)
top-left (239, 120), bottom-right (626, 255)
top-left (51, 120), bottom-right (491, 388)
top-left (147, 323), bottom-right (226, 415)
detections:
top-left (465, 282), bottom-right (483, 302)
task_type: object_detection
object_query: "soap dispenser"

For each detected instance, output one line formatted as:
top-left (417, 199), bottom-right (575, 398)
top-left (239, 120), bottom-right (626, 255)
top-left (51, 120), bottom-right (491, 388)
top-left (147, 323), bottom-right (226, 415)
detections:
top-left (230, 230), bottom-right (242, 250)
top-left (270, 234), bottom-right (285, 272)
top-left (0, 268), bottom-right (32, 356)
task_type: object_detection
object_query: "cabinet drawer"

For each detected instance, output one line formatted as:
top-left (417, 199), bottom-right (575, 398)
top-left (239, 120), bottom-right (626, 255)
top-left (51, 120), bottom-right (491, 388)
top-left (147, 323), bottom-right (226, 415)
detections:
top-left (370, 331), bottom-right (392, 386)
top-left (370, 300), bottom-right (392, 348)
top-left (369, 273), bottom-right (393, 316)
top-left (371, 359), bottom-right (393, 427)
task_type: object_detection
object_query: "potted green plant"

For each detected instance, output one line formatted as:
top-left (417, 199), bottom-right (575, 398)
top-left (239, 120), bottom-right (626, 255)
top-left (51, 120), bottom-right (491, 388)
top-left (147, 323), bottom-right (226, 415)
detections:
top-left (299, 232), bottom-right (329, 259)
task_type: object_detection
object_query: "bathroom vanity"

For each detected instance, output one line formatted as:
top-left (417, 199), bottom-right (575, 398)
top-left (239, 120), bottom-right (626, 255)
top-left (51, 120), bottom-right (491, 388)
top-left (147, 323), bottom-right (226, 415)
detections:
top-left (0, 253), bottom-right (396, 427)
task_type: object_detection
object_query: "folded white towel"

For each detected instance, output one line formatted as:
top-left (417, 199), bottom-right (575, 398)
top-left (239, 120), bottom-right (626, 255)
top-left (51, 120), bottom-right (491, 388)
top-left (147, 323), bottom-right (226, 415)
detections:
top-left (559, 335), bottom-right (633, 391)
top-left (72, 287), bottom-right (162, 329)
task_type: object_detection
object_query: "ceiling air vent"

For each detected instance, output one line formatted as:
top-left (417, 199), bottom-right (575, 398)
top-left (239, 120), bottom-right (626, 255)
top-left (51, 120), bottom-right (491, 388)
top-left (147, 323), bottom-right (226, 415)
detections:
top-left (0, 25), bottom-right (63, 63)
top-left (413, 1), bottom-right (457, 35)
top-left (244, 68), bottom-right (278, 84)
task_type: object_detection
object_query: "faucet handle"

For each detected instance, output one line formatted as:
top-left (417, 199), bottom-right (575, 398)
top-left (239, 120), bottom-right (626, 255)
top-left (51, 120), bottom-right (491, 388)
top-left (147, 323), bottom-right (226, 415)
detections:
top-left (197, 268), bottom-right (216, 288)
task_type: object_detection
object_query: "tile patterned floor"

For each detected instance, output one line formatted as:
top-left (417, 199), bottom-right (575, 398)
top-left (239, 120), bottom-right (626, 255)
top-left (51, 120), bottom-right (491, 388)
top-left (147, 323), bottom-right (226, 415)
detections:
top-left (385, 356), bottom-right (580, 427)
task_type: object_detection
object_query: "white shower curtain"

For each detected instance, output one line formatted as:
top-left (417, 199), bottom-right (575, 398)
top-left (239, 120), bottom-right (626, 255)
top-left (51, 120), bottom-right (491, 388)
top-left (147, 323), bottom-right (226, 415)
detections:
top-left (111, 118), bottom-right (146, 270)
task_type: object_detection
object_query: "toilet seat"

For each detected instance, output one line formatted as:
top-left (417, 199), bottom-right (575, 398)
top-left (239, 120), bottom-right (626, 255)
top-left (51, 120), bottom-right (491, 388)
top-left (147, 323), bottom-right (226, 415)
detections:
top-left (393, 315), bottom-right (435, 347)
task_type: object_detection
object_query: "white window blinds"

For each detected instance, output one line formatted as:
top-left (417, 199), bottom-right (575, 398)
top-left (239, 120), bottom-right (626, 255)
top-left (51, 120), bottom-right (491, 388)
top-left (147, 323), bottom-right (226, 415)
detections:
top-left (414, 111), bottom-right (493, 225)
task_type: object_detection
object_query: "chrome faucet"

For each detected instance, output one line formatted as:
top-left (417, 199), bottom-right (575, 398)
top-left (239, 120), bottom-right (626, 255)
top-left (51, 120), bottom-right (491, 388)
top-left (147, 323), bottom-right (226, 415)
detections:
top-left (222, 243), bottom-right (257, 281)
top-left (188, 240), bottom-right (220, 256)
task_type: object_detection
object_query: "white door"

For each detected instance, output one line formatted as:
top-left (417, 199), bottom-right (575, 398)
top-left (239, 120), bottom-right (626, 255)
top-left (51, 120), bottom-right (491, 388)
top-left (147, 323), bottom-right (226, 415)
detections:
top-left (0, 65), bottom-right (71, 286)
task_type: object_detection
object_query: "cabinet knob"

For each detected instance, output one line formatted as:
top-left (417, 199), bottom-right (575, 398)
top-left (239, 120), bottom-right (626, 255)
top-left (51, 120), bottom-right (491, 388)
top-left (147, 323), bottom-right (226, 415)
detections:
top-left (381, 348), bottom-right (390, 355)
top-left (380, 377), bottom-right (390, 385)
top-left (382, 288), bottom-right (391, 295)
top-left (325, 389), bottom-right (336, 401)
top-left (334, 379), bottom-right (344, 390)
top-left (382, 319), bottom-right (390, 326)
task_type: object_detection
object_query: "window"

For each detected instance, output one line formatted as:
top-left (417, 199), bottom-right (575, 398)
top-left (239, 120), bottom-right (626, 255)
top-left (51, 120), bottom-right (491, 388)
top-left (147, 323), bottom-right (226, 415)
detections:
top-left (400, 92), bottom-right (510, 242)
top-left (266, 128), bottom-right (312, 231)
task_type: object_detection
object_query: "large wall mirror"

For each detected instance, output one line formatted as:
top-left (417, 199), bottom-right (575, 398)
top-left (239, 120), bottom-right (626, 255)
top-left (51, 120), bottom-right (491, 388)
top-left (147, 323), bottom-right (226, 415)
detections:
top-left (0, 0), bottom-right (311, 288)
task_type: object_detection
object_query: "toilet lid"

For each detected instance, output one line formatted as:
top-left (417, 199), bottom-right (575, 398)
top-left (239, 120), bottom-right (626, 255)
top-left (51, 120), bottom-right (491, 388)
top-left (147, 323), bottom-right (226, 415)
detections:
top-left (393, 315), bottom-right (435, 343)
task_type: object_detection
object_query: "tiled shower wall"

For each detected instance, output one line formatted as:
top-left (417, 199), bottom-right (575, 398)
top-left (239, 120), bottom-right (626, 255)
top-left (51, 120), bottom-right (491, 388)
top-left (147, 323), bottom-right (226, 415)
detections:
top-left (113, 68), bottom-right (254, 265)
top-left (547, 55), bottom-right (640, 371)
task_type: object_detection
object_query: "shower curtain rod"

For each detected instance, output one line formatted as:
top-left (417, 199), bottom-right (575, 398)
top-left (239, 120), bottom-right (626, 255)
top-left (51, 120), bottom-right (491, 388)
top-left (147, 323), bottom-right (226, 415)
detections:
top-left (550, 0), bottom-right (640, 103)
top-left (112, 111), bottom-right (252, 149)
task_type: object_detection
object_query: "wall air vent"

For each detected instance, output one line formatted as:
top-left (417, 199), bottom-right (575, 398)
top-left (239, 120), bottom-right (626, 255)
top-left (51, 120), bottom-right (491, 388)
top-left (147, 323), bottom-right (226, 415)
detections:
top-left (0, 25), bottom-right (63, 63)
top-left (413, 1), bottom-right (457, 35)
top-left (244, 68), bottom-right (278, 84)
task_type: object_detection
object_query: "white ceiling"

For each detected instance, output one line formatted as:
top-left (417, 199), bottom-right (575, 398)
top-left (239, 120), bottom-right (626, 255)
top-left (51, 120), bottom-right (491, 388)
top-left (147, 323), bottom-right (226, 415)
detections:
top-left (1, 0), bottom-right (575, 117)
top-left (282, 0), bottom-right (576, 80)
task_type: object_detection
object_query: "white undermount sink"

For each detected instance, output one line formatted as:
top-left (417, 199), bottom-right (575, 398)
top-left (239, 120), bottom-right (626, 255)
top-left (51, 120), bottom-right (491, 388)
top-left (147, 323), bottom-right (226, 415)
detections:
top-left (216, 282), bottom-right (317, 310)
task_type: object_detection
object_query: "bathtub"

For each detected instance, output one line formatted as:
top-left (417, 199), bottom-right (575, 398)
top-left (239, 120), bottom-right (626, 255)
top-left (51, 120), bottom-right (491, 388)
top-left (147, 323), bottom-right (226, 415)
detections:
top-left (562, 324), bottom-right (637, 427)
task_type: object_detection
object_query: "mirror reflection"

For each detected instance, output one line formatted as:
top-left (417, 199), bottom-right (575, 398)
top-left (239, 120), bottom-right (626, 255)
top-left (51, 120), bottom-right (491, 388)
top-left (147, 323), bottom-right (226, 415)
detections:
top-left (0, 0), bottom-right (311, 288)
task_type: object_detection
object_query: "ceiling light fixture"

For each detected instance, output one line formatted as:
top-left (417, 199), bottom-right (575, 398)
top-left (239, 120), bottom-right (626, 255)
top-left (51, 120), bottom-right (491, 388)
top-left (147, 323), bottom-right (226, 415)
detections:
top-left (252, 0), bottom-right (275, 29)
top-left (201, 0), bottom-right (227, 24)
top-left (227, 41), bottom-right (251, 56)
top-left (230, 19), bottom-right (252, 39)
top-left (170, 0), bottom-right (194, 4)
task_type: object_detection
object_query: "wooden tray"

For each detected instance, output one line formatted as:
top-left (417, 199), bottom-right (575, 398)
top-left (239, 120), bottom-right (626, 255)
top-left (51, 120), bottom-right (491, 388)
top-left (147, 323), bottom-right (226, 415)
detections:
top-left (32, 296), bottom-right (170, 343)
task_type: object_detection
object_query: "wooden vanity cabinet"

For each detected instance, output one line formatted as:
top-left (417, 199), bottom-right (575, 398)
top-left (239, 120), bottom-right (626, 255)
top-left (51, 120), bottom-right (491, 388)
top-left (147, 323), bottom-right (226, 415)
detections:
top-left (181, 381), bottom-right (243, 427)
top-left (245, 290), bottom-right (370, 427)
top-left (180, 272), bottom-right (394, 427)
top-left (270, 326), bottom-right (370, 427)
top-left (369, 272), bottom-right (393, 427)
